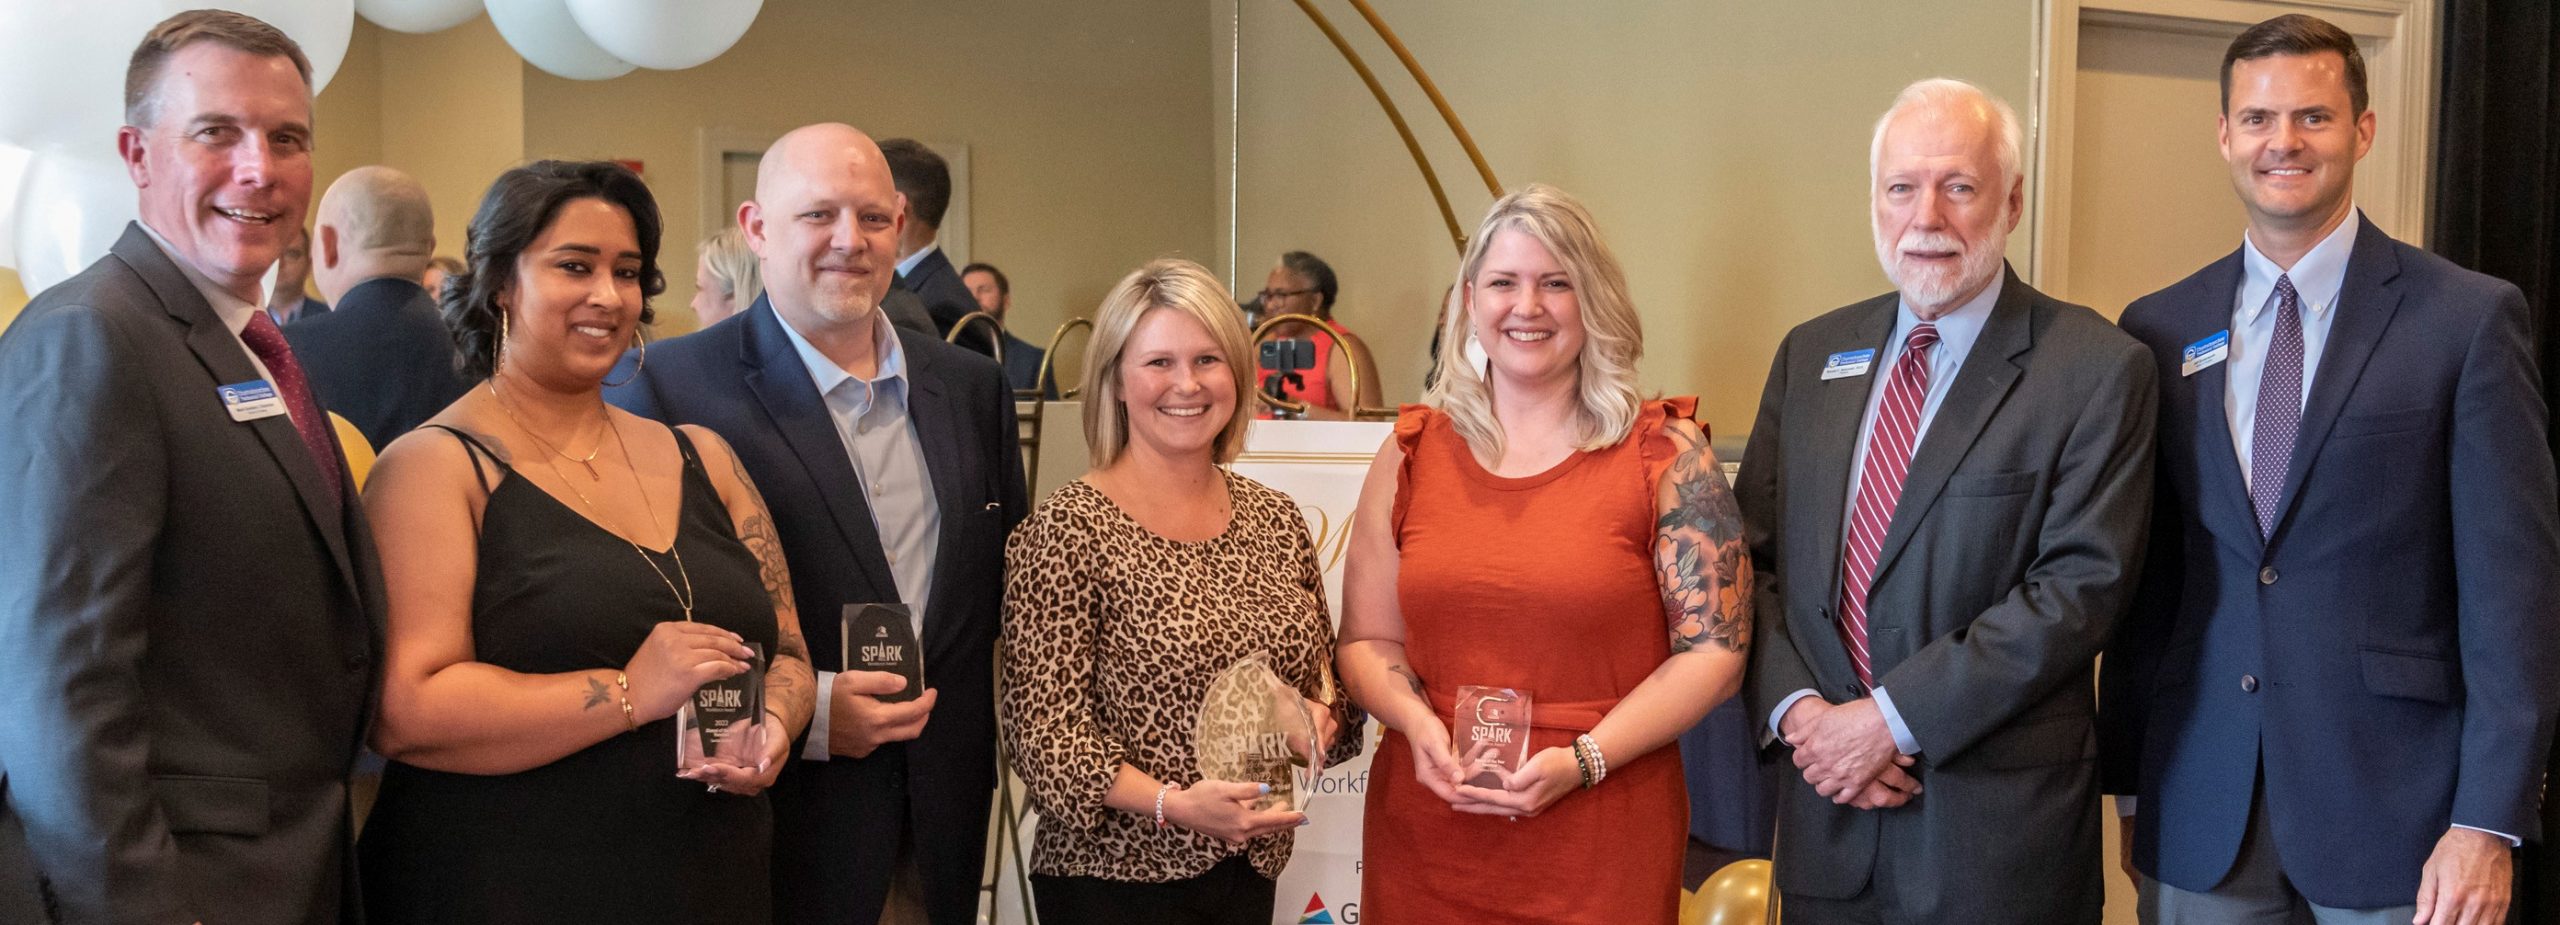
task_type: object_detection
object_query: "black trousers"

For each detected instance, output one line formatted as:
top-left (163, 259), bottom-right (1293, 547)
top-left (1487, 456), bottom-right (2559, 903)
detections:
top-left (1030, 854), bottom-right (1273, 925)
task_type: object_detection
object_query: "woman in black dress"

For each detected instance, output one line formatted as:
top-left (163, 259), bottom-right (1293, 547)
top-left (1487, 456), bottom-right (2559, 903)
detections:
top-left (359, 161), bottom-right (816, 924)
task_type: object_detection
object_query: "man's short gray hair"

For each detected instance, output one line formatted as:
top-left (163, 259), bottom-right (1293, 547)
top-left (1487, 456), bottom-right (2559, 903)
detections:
top-left (1869, 78), bottom-right (2024, 189)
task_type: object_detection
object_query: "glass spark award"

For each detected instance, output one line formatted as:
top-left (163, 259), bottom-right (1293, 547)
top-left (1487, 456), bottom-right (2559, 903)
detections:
top-left (1195, 653), bottom-right (1324, 812)
top-left (842, 603), bottom-right (924, 703)
top-left (677, 642), bottom-right (765, 772)
top-left (1451, 686), bottom-right (1532, 788)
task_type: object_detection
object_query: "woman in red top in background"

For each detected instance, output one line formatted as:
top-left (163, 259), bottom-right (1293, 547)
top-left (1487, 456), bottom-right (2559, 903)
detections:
top-left (1336, 184), bottom-right (1752, 923)
top-left (1252, 251), bottom-right (1382, 420)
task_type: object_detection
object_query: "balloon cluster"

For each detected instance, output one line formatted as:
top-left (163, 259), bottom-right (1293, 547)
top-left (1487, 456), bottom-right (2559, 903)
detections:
top-left (0, 0), bottom-right (762, 295)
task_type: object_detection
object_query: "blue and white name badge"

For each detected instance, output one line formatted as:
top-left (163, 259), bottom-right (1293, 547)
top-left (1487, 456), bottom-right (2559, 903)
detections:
top-left (217, 380), bottom-right (287, 422)
top-left (2181, 330), bottom-right (2231, 377)
top-left (1821, 348), bottom-right (1877, 381)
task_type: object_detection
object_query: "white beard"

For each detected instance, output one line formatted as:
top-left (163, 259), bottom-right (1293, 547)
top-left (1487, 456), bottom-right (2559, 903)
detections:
top-left (1876, 225), bottom-right (2006, 312)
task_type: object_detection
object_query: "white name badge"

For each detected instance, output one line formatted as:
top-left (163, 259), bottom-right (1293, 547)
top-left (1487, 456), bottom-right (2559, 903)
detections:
top-left (2181, 330), bottom-right (2231, 377)
top-left (217, 380), bottom-right (287, 422)
top-left (1821, 348), bottom-right (1877, 381)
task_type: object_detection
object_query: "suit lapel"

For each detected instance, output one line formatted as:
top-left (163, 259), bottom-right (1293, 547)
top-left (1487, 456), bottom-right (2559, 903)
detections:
top-left (1805, 297), bottom-right (1899, 603)
top-left (898, 332), bottom-right (972, 663)
top-left (2266, 217), bottom-right (2404, 541)
top-left (739, 302), bottom-right (900, 597)
top-left (1869, 269), bottom-right (2030, 587)
top-left (2178, 251), bottom-right (2265, 558)
top-left (115, 225), bottom-right (361, 594)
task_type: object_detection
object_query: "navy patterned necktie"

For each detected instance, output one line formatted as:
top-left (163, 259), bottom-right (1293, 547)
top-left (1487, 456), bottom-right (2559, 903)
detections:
top-left (2248, 274), bottom-right (2305, 537)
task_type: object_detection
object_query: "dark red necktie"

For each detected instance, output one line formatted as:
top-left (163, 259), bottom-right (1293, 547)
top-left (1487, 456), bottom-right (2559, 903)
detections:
top-left (238, 311), bottom-right (343, 510)
top-left (1838, 323), bottom-right (1939, 688)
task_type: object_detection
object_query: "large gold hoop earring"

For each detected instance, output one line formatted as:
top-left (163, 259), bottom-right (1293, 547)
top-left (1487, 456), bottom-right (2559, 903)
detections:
top-left (601, 323), bottom-right (647, 388)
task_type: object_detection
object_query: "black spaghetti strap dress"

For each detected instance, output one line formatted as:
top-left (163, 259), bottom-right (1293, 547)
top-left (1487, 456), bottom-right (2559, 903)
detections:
top-left (361, 424), bottom-right (777, 924)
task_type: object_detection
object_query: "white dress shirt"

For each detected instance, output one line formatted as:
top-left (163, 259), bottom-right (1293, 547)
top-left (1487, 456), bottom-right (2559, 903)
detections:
top-left (779, 307), bottom-right (943, 761)
top-left (1770, 276), bottom-right (2004, 755)
top-left (137, 222), bottom-right (298, 424)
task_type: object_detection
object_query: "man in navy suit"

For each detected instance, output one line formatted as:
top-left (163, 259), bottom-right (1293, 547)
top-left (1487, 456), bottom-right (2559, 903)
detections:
top-left (2102, 14), bottom-right (2558, 924)
top-left (878, 138), bottom-right (990, 355)
top-left (608, 123), bottom-right (1024, 925)
top-left (286, 164), bottom-right (467, 450)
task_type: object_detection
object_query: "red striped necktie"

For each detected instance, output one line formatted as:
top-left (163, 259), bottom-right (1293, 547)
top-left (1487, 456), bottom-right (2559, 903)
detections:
top-left (1837, 323), bottom-right (1939, 688)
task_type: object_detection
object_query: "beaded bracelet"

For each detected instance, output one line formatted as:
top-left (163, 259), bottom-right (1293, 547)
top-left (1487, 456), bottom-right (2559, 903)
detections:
top-left (1576, 734), bottom-right (1609, 788)
top-left (1154, 782), bottom-right (1179, 830)
top-left (1572, 739), bottom-right (1596, 789)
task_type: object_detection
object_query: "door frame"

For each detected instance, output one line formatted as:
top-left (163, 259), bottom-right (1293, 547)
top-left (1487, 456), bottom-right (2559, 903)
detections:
top-left (2028, 0), bottom-right (2435, 296)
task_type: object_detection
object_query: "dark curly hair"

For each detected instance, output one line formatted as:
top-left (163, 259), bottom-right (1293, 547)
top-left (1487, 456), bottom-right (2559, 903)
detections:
top-left (444, 160), bottom-right (665, 380)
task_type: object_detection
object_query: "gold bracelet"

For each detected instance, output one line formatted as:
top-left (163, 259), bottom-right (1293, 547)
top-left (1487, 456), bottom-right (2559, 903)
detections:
top-left (614, 671), bottom-right (638, 730)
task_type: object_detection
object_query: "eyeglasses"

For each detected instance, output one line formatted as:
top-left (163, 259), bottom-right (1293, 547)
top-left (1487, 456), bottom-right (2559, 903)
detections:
top-left (1255, 287), bottom-right (1317, 303)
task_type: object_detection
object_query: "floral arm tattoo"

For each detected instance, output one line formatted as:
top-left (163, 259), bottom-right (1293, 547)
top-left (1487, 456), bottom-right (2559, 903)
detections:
top-left (1655, 424), bottom-right (1753, 654)
top-left (726, 446), bottom-right (816, 734)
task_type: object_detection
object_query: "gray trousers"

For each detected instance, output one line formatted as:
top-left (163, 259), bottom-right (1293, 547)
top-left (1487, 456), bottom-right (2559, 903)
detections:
top-left (2140, 780), bottom-right (2417, 925)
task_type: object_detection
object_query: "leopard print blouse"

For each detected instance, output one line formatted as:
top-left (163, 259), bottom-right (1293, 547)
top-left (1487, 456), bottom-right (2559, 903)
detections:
top-left (1000, 470), bottom-right (1364, 883)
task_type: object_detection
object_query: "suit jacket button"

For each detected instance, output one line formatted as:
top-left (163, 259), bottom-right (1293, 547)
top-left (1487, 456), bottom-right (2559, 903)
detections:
top-left (2241, 674), bottom-right (2259, 693)
top-left (2258, 566), bottom-right (2279, 585)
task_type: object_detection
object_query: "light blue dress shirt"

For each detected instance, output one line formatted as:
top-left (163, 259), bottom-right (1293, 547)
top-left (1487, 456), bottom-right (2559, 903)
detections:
top-left (1769, 276), bottom-right (2003, 755)
top-left (894, 242), bottom-right (937, 281)
top-left (779, 307), bottom-right (943, 761)
top-left (2226, 210), bottom-right (2356, 490)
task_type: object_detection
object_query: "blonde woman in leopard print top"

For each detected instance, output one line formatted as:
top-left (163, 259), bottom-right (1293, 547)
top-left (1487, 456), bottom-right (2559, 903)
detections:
top-left (1001, 259), bottom-right (1363, 924)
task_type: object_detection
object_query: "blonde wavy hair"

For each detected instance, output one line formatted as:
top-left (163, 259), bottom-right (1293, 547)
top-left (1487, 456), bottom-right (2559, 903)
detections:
top-left (1423, 183), bottom-right (1645, 459)
top-left (1082, 258), bottom-right (1258, 468)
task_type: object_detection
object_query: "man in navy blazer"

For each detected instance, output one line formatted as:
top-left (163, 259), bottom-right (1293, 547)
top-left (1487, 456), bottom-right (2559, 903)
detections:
top-left (879, 138), bottom-right (992, 357)
top-left (286, 165), bottom-right (467, 451)
top-left (2102, 15), bottom-right (2558, 924)
top-left (608, 123), bottom-right (1025, 925)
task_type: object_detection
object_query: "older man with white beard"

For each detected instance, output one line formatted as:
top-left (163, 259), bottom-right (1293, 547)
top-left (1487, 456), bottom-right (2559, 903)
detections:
top-left (1733, 77), bottom-right (2157, 923)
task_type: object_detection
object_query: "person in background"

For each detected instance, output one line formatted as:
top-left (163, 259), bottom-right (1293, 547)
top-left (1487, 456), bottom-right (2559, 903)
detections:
top-left (0, 12), bottom-right (378, 924)
top-left (267, 223), bottom-right (330, 323)
top-left (693, 225), bottom-right (761, 329)
top-left (358, 160), bottom-right (813, 923)
top-left (1337, 184), bottom-right (1750, 923)
top-left (1252, 251), bottom-right (1380, 420)
top-left (1002, 257), bottom-right (1360, 924)
top-left (961, 260), bottom-right (1057, 398)
top-left (423, 254), bottom-right (464, 301)
top-left (877, 137), bottom-right (983, 353)
top-left (287, 164), bottom-right (468, 450)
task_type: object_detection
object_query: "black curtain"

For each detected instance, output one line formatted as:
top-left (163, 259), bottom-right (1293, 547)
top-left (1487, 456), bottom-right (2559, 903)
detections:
top-left (2430, 2), bottom-right (2560, 921)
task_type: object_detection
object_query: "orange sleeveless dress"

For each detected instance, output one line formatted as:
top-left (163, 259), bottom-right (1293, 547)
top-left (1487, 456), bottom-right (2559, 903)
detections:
top-left (1361, 398), bottom-right (1696, 924)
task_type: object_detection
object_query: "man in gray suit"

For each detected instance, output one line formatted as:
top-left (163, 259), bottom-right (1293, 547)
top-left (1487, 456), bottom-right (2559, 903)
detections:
top-left (0, 12), bottom-right (379, 925)
top-left (1737, 78), bottom-right (2155, 923)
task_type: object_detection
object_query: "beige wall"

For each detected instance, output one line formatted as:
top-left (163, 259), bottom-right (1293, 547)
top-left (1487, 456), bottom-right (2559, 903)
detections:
top-left (519, 0), bottom-right (1216, 340)
top-left (1231, 0), bottom-right (2035, 438)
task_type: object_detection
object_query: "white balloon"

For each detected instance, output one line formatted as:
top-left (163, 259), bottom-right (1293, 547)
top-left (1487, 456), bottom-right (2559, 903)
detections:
top-left (0, 3), bottom-right (161, 150)
top-left (0, 141), bottom-right (31, 270)
top-left (214, 0), bottom-right (356, 93)
top-left (0, 1), bottom-right (353, 151)
top-left (486, 0), bottom-right (633, 80)
top-left (563, 0), bottom-right (760, 71)
top-left (355, 0), bottom-right (481, 34)
top-left (10, 150), bottom-right (141, 296)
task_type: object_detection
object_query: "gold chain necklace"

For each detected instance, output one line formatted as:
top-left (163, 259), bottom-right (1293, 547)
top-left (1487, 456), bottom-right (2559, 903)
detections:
top-left (487, 377), bottom-right (605, 479)
top-left (485, 379), bottom-right (696, 621)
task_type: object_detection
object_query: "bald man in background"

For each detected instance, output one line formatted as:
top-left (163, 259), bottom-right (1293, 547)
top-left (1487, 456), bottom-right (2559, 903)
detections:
top-left (608, 123), bottom-right (1024, 925)
top-left (284, 165), bottom-right (467, 450)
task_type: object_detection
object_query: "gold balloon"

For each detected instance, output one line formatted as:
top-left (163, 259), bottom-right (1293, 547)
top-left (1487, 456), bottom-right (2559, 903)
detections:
top-left (1684, 858), bottom-right (1776, 925)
